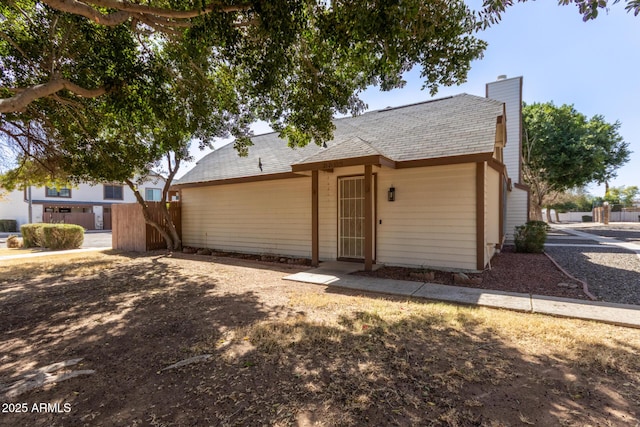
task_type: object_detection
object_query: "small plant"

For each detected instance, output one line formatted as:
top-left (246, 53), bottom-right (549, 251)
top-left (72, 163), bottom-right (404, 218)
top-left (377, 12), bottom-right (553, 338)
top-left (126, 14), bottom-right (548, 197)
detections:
top-left (6, 235), bottom-right (22, 248)
top-left (514, 220), bottom-right (550, 253)
top-left (21, 223), bottom-right (45, 248)
top-left (41, 224), bottom-right (84, 249)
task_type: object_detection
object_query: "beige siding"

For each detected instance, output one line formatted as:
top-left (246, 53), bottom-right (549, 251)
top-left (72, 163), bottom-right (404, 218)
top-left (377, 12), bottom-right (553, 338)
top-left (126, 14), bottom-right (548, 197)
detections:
top-left (181, 163), bottom-right (482, 270)
top-left (485, 167), bottom-right (500, 263)
top-left (376, 163), bottom-right (477, 271)
top-left (181, 178), bottom-right (312, 257)
top-left (506, 187), bottom-right (528, 240)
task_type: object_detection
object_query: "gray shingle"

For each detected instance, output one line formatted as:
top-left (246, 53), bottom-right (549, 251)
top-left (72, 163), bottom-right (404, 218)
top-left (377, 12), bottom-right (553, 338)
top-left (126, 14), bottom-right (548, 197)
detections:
top-left (176, 94), bottom-right (503, 185)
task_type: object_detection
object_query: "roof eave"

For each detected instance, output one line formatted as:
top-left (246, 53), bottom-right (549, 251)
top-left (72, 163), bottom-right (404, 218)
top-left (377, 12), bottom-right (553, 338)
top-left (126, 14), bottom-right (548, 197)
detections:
top-left (395, 152), bottom-right (494, 169)
top-left (171, 172), bottom-right (305, 189)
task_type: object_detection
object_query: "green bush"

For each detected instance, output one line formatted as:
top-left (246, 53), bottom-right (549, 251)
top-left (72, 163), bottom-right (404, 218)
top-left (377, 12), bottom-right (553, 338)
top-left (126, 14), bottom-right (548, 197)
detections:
top-left (514, 220), bottom-right (550, 253)
top-left (0, 219), bottom-right (17, 232)
top-left (581, 215), bottom-right (593, 222)
top-left (21, 223), bottom-right (45, 248)
top-left (21, 223), bottom-right (84, 249)
top-left (41, 224), bottom-right (84, 249)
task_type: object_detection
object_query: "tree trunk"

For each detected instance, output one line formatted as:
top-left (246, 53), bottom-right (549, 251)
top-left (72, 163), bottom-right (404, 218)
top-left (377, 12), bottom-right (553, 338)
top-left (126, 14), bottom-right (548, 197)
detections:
top-left (555, 210), bottom-right (560, 223)
top-left (126, 179), bottom-right (178, 251)
top-left (530, 203), bottom-right (543, 221)
top-left (159, 200), bottom-right (182, 251)
top-left (545, 207), bottom-right (552, 223)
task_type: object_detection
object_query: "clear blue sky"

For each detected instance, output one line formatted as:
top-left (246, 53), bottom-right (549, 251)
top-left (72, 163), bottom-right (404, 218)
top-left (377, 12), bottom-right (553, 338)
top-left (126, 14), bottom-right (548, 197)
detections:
top-left (185, 1), bottom-right (639, 196)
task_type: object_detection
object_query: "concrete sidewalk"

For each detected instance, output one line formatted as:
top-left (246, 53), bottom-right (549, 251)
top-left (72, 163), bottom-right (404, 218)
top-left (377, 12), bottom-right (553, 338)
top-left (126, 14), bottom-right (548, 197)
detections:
top-left (284, 262), bottom-right (640, 329)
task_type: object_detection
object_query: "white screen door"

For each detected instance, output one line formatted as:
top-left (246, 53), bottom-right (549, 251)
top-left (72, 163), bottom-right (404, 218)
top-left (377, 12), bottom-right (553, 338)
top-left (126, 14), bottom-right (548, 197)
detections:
top-left (338, 176), bottom-right (365, 259)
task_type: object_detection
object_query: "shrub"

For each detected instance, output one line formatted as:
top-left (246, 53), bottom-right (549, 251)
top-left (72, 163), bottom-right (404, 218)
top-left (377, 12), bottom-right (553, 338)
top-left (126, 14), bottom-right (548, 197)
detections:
top-left (21, 223), bottom-right (45, 248)
top-left (41, 224), bottom-right (84, 249)
top-left (581, 215), bottom-right (593, 222)
top-left (0, 219), bottom-right (17, 232)
top-left (6, 235), bottom-right (22, 248)
top-left (514, 220), bottom-right (550, 253)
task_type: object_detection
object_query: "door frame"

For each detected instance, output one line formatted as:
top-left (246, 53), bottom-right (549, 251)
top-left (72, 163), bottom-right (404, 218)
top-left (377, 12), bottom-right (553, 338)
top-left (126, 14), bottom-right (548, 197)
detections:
top-left (336, 172), bottom-right (377, 262)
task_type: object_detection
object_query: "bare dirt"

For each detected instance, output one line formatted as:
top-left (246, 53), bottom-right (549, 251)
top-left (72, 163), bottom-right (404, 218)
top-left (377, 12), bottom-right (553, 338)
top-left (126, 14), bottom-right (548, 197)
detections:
top-left (1, 251), bottom-right (638, 427)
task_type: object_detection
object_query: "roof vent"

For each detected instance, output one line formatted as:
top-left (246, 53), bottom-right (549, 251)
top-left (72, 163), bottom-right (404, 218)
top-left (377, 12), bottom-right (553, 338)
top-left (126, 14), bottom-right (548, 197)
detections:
top-left (497, 74), bottom-right (507, 80)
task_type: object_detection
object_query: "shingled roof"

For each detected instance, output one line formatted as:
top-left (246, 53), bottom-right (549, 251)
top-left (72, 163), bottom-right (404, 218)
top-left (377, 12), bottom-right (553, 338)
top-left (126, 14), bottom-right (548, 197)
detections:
top-left (176, 93), bottom-right (504, 186)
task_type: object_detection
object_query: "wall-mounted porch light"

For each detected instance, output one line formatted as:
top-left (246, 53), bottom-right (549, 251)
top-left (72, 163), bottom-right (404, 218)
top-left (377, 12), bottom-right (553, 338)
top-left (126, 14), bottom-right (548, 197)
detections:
top-left (388, 186), bottom-right (395, 202)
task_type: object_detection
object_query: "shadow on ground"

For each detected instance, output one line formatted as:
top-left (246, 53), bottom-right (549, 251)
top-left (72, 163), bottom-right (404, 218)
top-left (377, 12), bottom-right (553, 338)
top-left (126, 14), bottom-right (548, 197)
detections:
top-left (0, 253), bottom-right (638, 426)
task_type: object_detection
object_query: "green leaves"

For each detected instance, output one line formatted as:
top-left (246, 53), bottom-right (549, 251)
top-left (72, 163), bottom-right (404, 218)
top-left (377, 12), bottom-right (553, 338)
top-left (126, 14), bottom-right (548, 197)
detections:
top-left (2, 0), bottom-right (487, 187)
top-left (522, 102), bottom-right (630, 217)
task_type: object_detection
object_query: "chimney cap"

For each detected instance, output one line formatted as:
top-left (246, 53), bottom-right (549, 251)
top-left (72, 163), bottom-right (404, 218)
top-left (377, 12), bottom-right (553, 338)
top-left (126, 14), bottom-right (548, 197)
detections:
top-left (497, 74), bottom-right (507, 80)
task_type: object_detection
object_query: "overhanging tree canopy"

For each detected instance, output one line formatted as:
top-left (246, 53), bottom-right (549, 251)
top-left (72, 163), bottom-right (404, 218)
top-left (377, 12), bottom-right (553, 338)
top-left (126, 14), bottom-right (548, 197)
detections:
top-left (1, 0), bottom-right (487, 250)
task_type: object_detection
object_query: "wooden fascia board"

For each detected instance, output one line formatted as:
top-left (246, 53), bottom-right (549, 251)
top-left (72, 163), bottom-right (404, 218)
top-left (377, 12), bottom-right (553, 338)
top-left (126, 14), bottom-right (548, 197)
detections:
top-left (291, 155), bottom-right (396, 172)
top-left (172, 172), bottom-right (306, 189)
top-left (395, 152), bottom-right (492, 169)
top-left (488, 158), bottom-right (506, 174)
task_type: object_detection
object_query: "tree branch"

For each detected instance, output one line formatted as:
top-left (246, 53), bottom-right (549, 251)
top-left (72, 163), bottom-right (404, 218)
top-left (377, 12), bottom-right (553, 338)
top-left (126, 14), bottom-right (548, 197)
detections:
top-left (40, 0), bottom-right (252, 27)
top-left (41, 0), bottom-right (132, 26)
top-left (0, 79), bottom-right (107, 113)
top-left (83, 0), bottom-right (252, 19)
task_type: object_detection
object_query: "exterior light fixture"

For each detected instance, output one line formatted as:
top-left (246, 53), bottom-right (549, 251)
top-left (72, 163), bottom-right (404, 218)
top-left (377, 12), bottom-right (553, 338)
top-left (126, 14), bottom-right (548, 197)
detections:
top-left (388, 186), bottom-right (395, 202)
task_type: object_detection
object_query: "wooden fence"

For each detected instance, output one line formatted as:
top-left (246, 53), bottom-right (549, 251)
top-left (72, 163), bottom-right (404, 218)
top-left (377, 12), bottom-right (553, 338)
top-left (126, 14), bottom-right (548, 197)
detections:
top-left (112, 202), bottom-right (181, 251)
top-left (44, 212), bottom-right (96, 230)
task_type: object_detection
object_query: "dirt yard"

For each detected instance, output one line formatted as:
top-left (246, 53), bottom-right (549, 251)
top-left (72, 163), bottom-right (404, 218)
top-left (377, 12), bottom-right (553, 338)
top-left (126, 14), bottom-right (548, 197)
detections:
top-left (1, 251), bottom-right (639, 426)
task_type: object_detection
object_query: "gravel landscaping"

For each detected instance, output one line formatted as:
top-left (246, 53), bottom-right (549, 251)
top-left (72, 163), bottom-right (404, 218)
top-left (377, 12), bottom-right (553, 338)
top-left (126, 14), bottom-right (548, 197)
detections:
top-left (544, 246), bottom-right (640, 305)
top-left (577, 228), bottom-right (640, 244)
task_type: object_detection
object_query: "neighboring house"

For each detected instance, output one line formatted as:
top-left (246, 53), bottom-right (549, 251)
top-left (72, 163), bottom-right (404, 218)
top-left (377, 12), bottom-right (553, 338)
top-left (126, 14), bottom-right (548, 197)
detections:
top-left (0, 177), bottom-right (167, 230)
top-left (174, 76), bottom-right (528, 272)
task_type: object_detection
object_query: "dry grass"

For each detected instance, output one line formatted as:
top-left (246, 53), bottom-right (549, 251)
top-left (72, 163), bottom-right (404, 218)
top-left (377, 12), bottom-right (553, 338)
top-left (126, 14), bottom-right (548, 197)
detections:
top-left (1, 252), bottom-right (639, 426)
top-left (0, 247), bottom-right (43, 256)
top-left (255, 290), bottom-right (640, 380)
top-left (0, 251), bottom-right (129, 281)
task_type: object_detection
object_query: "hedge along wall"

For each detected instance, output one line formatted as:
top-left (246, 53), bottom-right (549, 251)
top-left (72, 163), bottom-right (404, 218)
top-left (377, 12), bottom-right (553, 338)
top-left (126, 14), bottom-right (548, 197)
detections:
top-left (21, 223), bottom-right (85, 249)
top-left (0, 219), bottom-right (17, 232)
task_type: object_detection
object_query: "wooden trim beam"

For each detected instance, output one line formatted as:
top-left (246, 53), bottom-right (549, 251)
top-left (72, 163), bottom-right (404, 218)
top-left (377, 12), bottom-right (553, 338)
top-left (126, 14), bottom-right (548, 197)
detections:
top-left (488, 157), bottom-right (506, 174)
top-left (364, 165), bottom-right (373, 271)
top-left (499, 174), bottom-right (505, 246)
top-left (476, 162), bottom-right (486, 271)
top-left (311, 170), bottom-right (319, 267)
top-left (395, 153), bottom-right (492, 169)
top-left (291, 155), bottom-right (396, 173)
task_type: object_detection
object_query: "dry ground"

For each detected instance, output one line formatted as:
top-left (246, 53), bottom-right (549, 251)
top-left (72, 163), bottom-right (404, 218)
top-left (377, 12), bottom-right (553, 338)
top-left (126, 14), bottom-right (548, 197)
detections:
top-left (1, 251), bottom-right (639, 426)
